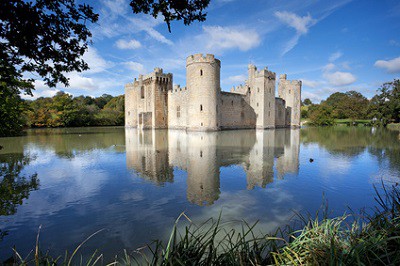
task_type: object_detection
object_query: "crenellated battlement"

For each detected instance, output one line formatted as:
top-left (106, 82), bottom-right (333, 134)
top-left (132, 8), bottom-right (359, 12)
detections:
top-left (170, 84), bottom-right (188, 93)
top-left (230, 84), bottom-right (248, 95)
top-left (255, 67), bottom-right (276, 80)
top-left (186, 53), bottom-right (221, 67)
top-left (280, 74), bottom-right (301, 87)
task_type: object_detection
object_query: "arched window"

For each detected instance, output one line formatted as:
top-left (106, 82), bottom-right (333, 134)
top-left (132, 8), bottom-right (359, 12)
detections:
top-left (200, 69), bottom-right (203, 76)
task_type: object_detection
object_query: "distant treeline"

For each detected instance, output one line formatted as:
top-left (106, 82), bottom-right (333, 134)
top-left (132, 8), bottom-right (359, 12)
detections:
top-left (25, 92), bottom-right (124, 128)
top-left (302, 79), bottom-right (400, 126)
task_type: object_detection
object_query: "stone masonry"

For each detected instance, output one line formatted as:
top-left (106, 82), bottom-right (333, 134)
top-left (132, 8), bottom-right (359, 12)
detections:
top-left (125, 54), bottom-right (301, 131)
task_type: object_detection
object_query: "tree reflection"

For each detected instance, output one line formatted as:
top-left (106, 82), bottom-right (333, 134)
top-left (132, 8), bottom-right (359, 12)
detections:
top-left (0, 153), bottom-right (39, 217)
top-left (301, 127), bottom-right (400, 173)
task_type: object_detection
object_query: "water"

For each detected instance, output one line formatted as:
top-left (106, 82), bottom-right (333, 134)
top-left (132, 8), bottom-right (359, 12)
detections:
top-left (0, 127), bottom-right (399, 261)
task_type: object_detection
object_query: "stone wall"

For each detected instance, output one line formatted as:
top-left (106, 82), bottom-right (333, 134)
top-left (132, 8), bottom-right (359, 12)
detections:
top-left (168, 85), bottom-right (189, 129)
top-left (218, 92), bottom-right (256, 129)
top-left (275, 97), bottom-right (286, 128)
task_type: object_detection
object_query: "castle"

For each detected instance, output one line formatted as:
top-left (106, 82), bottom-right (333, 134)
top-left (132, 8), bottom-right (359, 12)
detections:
top-left (125, 54), bottom-right (301, 130)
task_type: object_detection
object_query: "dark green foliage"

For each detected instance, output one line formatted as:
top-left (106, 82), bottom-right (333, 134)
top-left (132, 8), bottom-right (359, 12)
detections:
top-left (303, 98), bottom-right (312, 106)
top-left (0, 87), bottom-right (28, 137)
top-left (0, 0), bottom-right (98, 89)
top-left (130, 0), bottom-right (211, 32)
top-left (368, 79), bottom-right (400, 126)
top-left (324, 91), bottom-right (369, 119)
top-left (308, 104), bottom-right (335, 126)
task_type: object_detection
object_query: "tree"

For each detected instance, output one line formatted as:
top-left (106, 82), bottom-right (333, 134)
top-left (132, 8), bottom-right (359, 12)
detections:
top-left (303, 98), bottom-right (312, 106)
top-left (130, 0), bottom-right (210, 32)
top-left (368, 79), bottom-right (400, 125)
top-left (308, 104), bottom-right (335, 126)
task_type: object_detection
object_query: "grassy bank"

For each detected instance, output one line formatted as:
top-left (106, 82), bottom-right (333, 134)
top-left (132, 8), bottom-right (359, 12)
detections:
top-left (387, 123), bottom-right (400, 132)
top-left (7, 185), bottom-right (400, 265)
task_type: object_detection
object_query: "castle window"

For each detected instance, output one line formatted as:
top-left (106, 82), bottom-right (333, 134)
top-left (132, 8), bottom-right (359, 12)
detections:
top-left (231, 100), bottom-right (233, 106)
top-left (289, 90), bottom-right (291, 94)
top-left (269, 102), bottom-right (270, 108)
top-left (257, 87), bottom-right (260, 93)
top-left (200, 151), bottom-right (203, 157)
top-left (128, 111), bottom-right (130, 116)
top-left (269, 88), bottom-right (271, 93)
top-left (241, 111), bottom-right (244, 119)
top-left (268, 111), bottom-right (270, 117)
top-left (177, 106), bottom-right (180, 118)
top-left (200, 69), bottom-right (203, 76)
top-left (222, 100), bottom-right (223, 105)
top-left (257, 102), bottom-right (259, 107)
top-left (141, 86), bottom-right (145, 99)
top-left (200, 104), bottom-right (203, 111)
top-left (201, 122), bottom-right (203, 126)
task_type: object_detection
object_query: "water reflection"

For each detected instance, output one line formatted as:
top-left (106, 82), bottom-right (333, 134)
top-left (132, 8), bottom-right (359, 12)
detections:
top-left (0, 152), bottom-right (39, 241)
top-left (125, 129), bottom-right (300, 205)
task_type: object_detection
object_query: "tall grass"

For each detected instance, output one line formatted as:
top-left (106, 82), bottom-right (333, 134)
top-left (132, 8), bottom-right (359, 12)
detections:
top-left (6, 184), bottom-right (400, 265)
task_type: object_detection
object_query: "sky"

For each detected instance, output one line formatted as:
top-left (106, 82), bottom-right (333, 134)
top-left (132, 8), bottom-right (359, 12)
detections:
top-left (28, 0), bottom-right (400, 103)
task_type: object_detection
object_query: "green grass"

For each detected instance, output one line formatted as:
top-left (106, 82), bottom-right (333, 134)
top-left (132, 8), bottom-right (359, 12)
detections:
top-left (335, 119), bottom-right (371, 124)
top-left (7, 184), bottom-right (400, 265)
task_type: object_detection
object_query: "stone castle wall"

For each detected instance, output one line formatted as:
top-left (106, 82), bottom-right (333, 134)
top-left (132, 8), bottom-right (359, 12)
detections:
top-left (219, 92), bottom-right (256, 129)
top-left (125, 54), bottom-right (302, 131)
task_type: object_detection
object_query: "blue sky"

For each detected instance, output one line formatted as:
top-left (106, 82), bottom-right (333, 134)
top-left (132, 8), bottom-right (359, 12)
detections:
top-left (29, 0), bottom-right (400, 103)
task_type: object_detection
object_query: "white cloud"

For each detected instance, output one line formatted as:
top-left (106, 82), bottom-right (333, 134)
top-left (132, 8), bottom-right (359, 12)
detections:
top-left (203, 26), bottom-right (261, 52)
top-left (275, 11), bottom-right (317, 55)
top-left (301, 79), bottom-right (321, 88)
top-left (321, 63), bottom-right (356, 86)
top-left (329, 51), bottom-right (343, 62)
top-left (323, 63), bottom-right (336, 71)
top-left (275, 11), bottom-right (316, 34)
top-left (82, 47), bottom-right (110, 73)
top-left (115, 39), bottom-right (142, 50)
top-left (323, 71), bottom-right (356, 86)
top-left (65, 73), bottom-right (97, 90)
top-left (123, 62), bottom-right (146, 73)
top-left (374, 56), bottom-right (400, 74)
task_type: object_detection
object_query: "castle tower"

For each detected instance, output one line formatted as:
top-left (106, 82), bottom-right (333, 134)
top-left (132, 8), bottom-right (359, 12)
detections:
top-left (248, 67), bottom-right (276, 129)
top-left (124, 68), bottom-right (172, 129)
top-left (278, 74), bottom-right (301, 127)
top-left (186, 54), bottom-right (220, 131)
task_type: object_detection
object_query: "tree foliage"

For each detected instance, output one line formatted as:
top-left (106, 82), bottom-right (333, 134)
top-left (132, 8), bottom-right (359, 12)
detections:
top-left (26, 93), bottom-right (125, 127)
top-left (0, 0), bottom-right (99, 91)
top-left (130, 0), bottom-right (210, 32)
top-left (367, 79), bottom-right (400, 125)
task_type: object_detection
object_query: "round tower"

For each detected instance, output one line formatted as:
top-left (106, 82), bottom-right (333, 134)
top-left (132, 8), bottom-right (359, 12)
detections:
top-left (186, 54), bottom-right (220, 131)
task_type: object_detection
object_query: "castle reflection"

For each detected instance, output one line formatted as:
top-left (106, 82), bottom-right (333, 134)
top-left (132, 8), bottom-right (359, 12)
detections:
top-left (125, 129), bottom-right (300, 206)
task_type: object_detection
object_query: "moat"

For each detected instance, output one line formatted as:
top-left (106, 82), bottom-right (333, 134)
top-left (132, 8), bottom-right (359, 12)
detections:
top-left (1, 127), bottom-right (399, 261)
